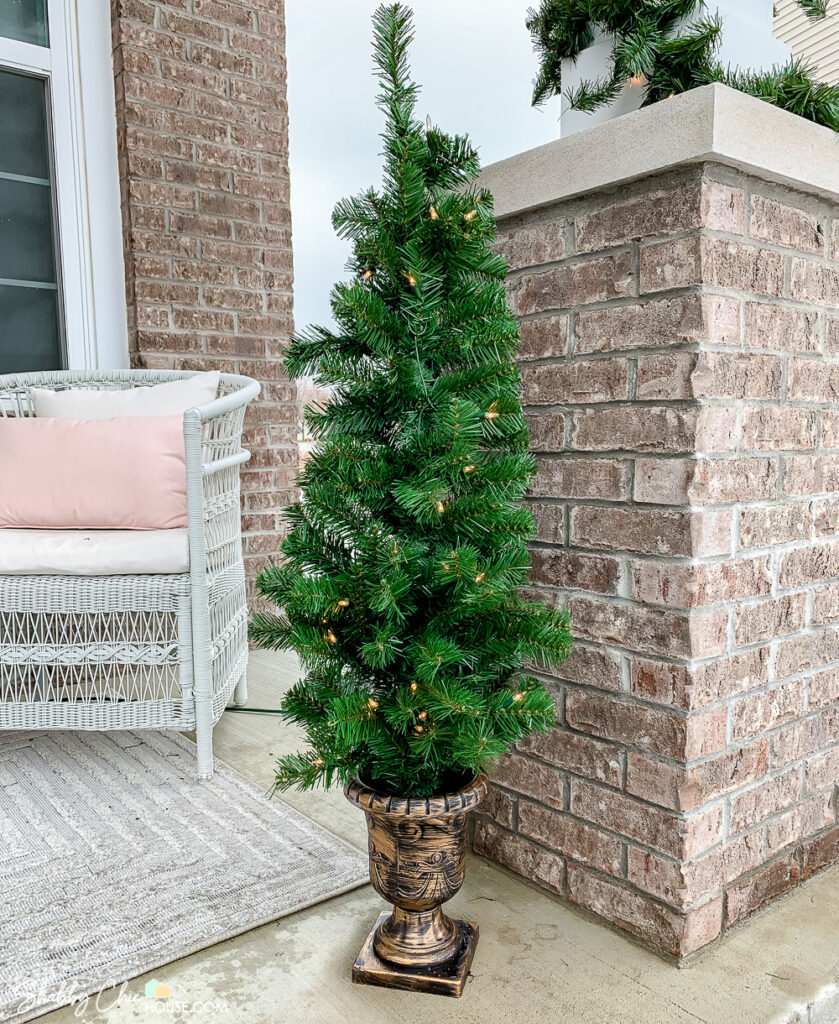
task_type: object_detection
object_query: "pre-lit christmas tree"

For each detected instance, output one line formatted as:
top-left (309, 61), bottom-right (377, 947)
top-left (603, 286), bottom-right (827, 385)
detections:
top-left (250, 2), bottom-right (572, 799)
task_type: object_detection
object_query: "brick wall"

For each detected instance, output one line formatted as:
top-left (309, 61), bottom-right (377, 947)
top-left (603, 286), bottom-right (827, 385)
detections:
top-left (110, 0), bottom-right (297, 599)
top-left (474, 163), bottom-right (839, 957)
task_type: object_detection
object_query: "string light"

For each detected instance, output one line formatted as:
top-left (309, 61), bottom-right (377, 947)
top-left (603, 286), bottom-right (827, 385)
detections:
top-left (410, 682), bottom-right (418, 692)
top-left (313, 757), bottom-right (324, 766)
top-left (475, 572), bottom-right (485, 583)
top-left (338, 599), bottom-right (349, 608)
top-left (418, 711), bottom-right (428, 721)
top-left (414, 725), bottom-right (424, 733)
top-left (436, 500), bottom-right (446, 513)
top-left (426, 115), bottom-right (432, 133)
top-left (464, 209), bottom-right (477, 221)
top-left (406, 273), bottom-right (417, 287)
top-left (513, 692), bottom-right (523, 702)
top-left (362, 269), bottom-right (374, 280)
top-left (629, 75), bottom-right (645, 86)
top-left (326, 630), bottom-right (337, 644)
top-left (368, 698), bottom-right (378, 710)
top-left (485, 405), bottom-right (499, 420)
top-left (464, 465), bottom-right (475, 474)
top-left (430, 206), bottom-right (439, 220)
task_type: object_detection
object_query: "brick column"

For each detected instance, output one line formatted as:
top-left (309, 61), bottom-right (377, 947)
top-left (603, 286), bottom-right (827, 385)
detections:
top-left (110, 0), bottom-right (296, 600)
top-left (474, 85), bottom-right (839, 957)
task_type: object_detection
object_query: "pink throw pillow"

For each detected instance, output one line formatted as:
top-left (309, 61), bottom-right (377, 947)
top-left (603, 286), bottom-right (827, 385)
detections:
top-left (0, 416), bottom-right (188, 530)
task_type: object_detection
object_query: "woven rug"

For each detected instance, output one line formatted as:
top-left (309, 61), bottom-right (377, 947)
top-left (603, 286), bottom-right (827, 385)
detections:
top-left (0, 730), bottom-right (368, 1023)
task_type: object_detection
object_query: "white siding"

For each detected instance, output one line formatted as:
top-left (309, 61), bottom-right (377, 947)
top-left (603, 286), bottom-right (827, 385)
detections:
top-left (775, 0), bottom-right (839, 84)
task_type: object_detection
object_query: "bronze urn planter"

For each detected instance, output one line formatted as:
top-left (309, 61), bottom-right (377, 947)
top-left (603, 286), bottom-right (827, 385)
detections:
top-left (345, 772), bottom-right (488, 997)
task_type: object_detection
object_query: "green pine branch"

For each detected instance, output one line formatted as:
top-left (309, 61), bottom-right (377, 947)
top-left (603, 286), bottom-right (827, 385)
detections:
top-left (527, 0), bottom-right (836, 130)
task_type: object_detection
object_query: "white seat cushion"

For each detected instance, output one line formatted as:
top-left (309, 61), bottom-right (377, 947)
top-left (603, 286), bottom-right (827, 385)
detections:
top-left (0, 529), bottom-right (189, 576)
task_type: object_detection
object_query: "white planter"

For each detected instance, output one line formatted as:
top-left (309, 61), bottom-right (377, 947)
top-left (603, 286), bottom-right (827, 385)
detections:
top-left (559, 0), bottom-right (791, 137)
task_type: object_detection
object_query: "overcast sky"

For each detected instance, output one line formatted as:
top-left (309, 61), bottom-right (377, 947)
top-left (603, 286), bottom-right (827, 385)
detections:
top-left (285, 0), bottom-right (560, 334)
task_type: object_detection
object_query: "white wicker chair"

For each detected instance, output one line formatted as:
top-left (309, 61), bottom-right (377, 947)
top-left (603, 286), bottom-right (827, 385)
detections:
top-left (0, 369), bottom-right (260, 779)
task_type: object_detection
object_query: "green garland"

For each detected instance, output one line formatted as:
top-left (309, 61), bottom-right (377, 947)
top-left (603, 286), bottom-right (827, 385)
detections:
top-left (249, 3), bottom-right (572, 798)
top-left (527, 0), bottom-right (839, 130)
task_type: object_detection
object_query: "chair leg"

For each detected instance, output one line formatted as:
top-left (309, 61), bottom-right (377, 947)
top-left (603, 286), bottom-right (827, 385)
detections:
top-left (232, 671), bottom-right (248, 706)
top-left (195, 694), bottom-right (214, 780)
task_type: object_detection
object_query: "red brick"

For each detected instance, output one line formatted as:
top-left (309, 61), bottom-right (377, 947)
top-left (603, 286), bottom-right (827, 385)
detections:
top-left (632, 556), bottom-right (768, 610)
top-left (518, 802), bottom-right (623, 874)
top-left (808, 666), bottom-right (839, 708)
top-left (531, 457), bottom-right (628, 500)
top-left (492, 752), bottom-right (564, 810)
top-left (571, 405), bottom-right (736, 454)
top-left (637, 351), bottom-right (781, 401)
top-left (529, 547), bottom-right (620, 595)
top-left (641, 236), bottom-right (784, 297)
top-left (740, 503), bottom-right (812, 549)
top-left (517, 315), bottom-right (568, 360)
top-left (627, 832), bottom-right (764, 909)
top-left (473, 821), bottom-right (564, 895)
top-left (783, 455), bottom-right (839, 496)
top-left (575, 179), bottom-right (741, 253)
top-left (802, 824), bottom-right (839, 878)
top-left (634, 457), bottom-right (778, 505)
top-left (775, 629), bottom-right (839, 680)
top-left (724, 854), bottom-right (801, 927)
top-left (767, 792), bottom-right (833, 853)
top-left (626, 741), bottom-right (769, 811)
top-left (518, 252), bottom-right (633, 315)
top-left (729, 769), bottom-right (800, 834)
top-left (788, 358), bottom-right (839, 403)
top-left (529, 503), bottom-right (564, 544)
top-left (772, 707), bottom-right (839, 766)
top-left (480, 786), bottom-right (516, 829)
top-left (570, 596), bottom-right (727, 659)
top-left (521, 359), bottom-right (628, 405)
top-left (575, 293), bottom-right (740, 354)
top-left (790, 257), bottom-right (839, 305)
top-left (571, 506), bottom-right (731, 557)
top-left (519, 726), bottom-right (623, 786)
top-left (805, 744), bottom-right (839, 792)
top-left (742, 407), bottom-right (818, 451)
top-left (749, 194), bottom-right (823, 253)
top-left (732, 680), bottom-right (806, 742)
top-left (569, 777), bottom-right (722, 858)
top-left (745, 302), bottom-right (820, 352)
top-left (566, 865), bottom-right (723, 956)
top-left (496, 220), bottom-right (567, 270)
top-left (733, 594), bottom-right (807, 647)
top-left (566, 691), bottom-right (687, 759)
top-left (553, 644), bottom-right (623, 692)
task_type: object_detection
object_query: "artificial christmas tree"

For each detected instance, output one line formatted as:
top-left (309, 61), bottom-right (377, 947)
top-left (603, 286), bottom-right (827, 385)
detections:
top-left (249, 1), bottom-right (571, 995)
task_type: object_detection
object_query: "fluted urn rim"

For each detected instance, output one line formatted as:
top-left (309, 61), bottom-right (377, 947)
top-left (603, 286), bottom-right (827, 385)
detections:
top-left (344, 772), bottom-right (488, 818)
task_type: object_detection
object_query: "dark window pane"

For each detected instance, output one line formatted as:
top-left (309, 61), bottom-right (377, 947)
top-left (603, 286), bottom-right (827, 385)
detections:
top-left (0, 72), bottom-right (50, 180)
top-left (0, 0), bottom-right (48, 47)
top-left (0, 285), bottom-right (60, 372)
top-left (0, 178), bottom-right (56, 282)
top-left (0, 69), bottom-right (61, 374)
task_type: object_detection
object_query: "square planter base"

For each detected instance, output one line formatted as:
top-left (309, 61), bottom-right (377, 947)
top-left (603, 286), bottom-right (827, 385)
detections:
top-left (351, 911), bottom-right (478, 997)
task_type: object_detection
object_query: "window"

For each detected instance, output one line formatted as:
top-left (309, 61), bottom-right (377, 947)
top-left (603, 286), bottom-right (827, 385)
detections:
top-left (0, 1), bottom-right (127, 375)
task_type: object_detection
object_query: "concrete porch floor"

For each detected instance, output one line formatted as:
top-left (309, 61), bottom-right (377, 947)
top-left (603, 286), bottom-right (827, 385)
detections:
top-left (37, 650), bottom-right (839, 1024)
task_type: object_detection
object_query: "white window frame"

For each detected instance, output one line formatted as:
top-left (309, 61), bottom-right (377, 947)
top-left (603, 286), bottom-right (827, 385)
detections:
top-left (0, 0), bottom-right (128, 371)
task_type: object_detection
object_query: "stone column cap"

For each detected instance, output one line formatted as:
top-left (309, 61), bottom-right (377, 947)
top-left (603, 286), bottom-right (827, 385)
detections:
top-left (480, 83), bottom-right (839, 219)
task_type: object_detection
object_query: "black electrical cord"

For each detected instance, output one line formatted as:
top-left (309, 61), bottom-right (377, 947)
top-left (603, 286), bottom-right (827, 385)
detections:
top-left (225, 707), bottom-right (285, 715)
